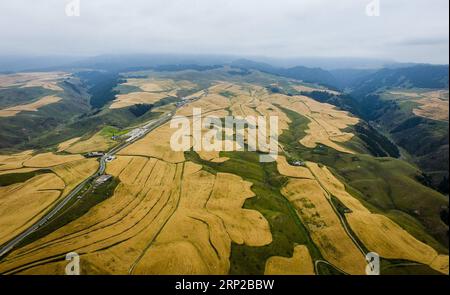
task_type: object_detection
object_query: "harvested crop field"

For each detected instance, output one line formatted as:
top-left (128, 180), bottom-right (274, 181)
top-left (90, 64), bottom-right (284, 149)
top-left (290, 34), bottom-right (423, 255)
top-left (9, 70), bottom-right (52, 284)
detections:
top-left (267, 93), bottom-right (358, 153)
top-left (0, 173), bottom-right (65, 245)
top-left (57, 137), bottom-right (81, 152)
top-left (65, 132), bottom-right (115, 154)
top-left (412, 90), bottom-right (449, 122)
top-left (306, 162), bottom-right (449, 274)
top-left (0, 167), bottom-right (40, 175)
top-left (264, 245), bottom-right (315, 275)
top-left (0, 95), bottom-right (62, 117)
top-left (120, 77), bottom-right (196, 96)
top-left (0, 95), bottom-right (276, 274)
top-left (124, 78), bottom-right (176, 92)
top-left (110, 92), bottom-right (171, 109)
top-left (0, 151), bottom-right (34, 171)
top-left (292, 84), bottom-right (340, 95)
top-left (133, 170), bottom-right (271, 274)
top-left (388, 89), bottom-right (449, 122)
top-left (1, 79), bottom-right (447, 276)
top-left (177, 94), bottom-right (229, 117)
top-left (0, 157), bottom-right (98, 247)
top-left (281, 178), bottom-right (366, 274)
top-left (197, 151), bottom-right (229, 163)
top-left (51, 159), bottom-right (99, 198)
top-left (118, 123), bottom-right (185, 163)
top-left (276, 156), bottom-right (313, 179)
top-left (0, 72), bottom-right (67, 91)
top-left (23, 152), bottom-right (84, 168)
top-left (0, 157), bottom-right (271, 275)
top-left (117, 88), bottom-right (232, 163)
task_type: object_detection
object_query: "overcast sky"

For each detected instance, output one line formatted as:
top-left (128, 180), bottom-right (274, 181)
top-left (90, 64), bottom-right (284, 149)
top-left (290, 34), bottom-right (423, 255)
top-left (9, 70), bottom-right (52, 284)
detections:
top-left (0, 0), bottom-right (448, 64)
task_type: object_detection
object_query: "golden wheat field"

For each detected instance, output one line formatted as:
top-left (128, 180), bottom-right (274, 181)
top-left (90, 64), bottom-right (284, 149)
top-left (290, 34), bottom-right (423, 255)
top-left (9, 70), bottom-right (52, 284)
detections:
top-left (388, 89), bottom-right (449, 122)
top-left (123, 78), bottom-right (176, 92)
top-left (0, 95), bottom-right (62, 117)
top-left (177, 94), bottom-right (230, 117)
top-left (132, 170), bottom-right (271, 274)
top-left (118, 123), bottom-right (185, 163)
top-left (305, 162), bottom-right (449, 274)
top-left (51, 159), bottom-right (99, 198)
top-left (0, 87), bottom-right (279, 274)
top-left (0, 173), bottom-right (64, 246)
top-left (23, 152), bottom-right (84, 168)
top-left (64, 132), bottom-right (116, 154)
top-left (0, 80), bottom-right (447, 276)
top-left (0, 156), bottom-right (98, 247)
top-left (122, 77), bottom-right (196, 94)
top-left (0, 151), bottom-right (34, 171)
top-left (281, 178), bottom-right (367, 274)
top-left (205, 82), bottom-right (357, 154)
top-left (57, 137), bottom-right (82, 152)
top-left (264, 245), bottom-right (315, 275)
top-left (108, 76), bottom-right (197, 109)
top-left (274, 156), bottom-right (449, 274)
top-left (0, 156), bottom-right (271, 274)
top-left (292, 83), bottom-right (340, 95)
top-left (0, 167), bottom-right (40, 175)
top-left (276, 156), bottom-right (313, 179)
top-left (412, 90), bottom-right (449, 122)
top-left (0, 72), bottom-right (67, 91)
top-left (264, 93), bottom-right (358, 153)
top-left (110, 92), bottom-right (171, 109)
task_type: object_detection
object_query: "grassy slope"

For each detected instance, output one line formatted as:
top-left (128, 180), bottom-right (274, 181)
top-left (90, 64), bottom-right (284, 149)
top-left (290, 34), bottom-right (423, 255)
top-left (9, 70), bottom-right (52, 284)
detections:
top-left (366, 91), bottom-right (449, 191)
top-left (0, 75), bottom-right (171, 153)
top-left (0, 86), bottom-right (56, 109)
top-left (0, 80), bottom-right (91, 152)
top-left (0, 169), bottom-right (52, 186)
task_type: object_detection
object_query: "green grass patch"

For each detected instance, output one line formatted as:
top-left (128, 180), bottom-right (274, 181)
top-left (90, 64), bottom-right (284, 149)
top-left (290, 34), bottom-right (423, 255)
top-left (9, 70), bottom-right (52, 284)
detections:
top-left (114, 83), bottom-right (142, 95)
top-left (99, 126), bottom-right (129, 138)
top-left (380, 258), bottom-right (442, 275)
top-left (0, 169), bottom-right (52, 186)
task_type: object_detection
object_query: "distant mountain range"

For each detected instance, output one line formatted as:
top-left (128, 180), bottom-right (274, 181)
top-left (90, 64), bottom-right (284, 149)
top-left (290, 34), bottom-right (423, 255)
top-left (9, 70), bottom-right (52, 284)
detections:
top-left (1, 53), bottom-right (446, 76)
top-left (349, 65), bottom-right (449, 95)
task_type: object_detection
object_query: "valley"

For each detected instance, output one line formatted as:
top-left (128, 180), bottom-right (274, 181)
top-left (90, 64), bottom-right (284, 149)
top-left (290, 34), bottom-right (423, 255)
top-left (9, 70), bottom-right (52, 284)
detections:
top-left (0, 66), bottom-right (448, 275)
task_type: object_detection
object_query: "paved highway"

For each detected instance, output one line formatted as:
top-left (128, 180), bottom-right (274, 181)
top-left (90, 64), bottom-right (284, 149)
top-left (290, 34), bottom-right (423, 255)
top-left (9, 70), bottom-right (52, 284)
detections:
top-left (0, 111), bottom-right (175, 259)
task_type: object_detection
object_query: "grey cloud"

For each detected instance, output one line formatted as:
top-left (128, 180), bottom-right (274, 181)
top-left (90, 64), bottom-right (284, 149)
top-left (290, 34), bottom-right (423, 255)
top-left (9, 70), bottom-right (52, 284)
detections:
top-left (0, 0), bottom-right (448, 64)
top-left (392, 37), bottom-right (449, 46)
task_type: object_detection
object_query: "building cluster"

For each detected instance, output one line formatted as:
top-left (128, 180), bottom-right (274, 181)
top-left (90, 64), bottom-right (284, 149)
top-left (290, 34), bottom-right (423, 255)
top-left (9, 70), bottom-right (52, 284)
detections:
top-left (291, 160), bottom-right (306, 167)
top-left (85, 151), bottom-right (104, 158)
top-left (125, 128), bottom-right (146, 143)
top-left (94, 174), bottom-right (112, 186)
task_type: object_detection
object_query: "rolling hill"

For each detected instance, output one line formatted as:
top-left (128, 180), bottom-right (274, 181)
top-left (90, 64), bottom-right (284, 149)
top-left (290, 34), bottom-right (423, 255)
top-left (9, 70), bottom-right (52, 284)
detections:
top-left (0, 66), bottom-right (447, 275)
